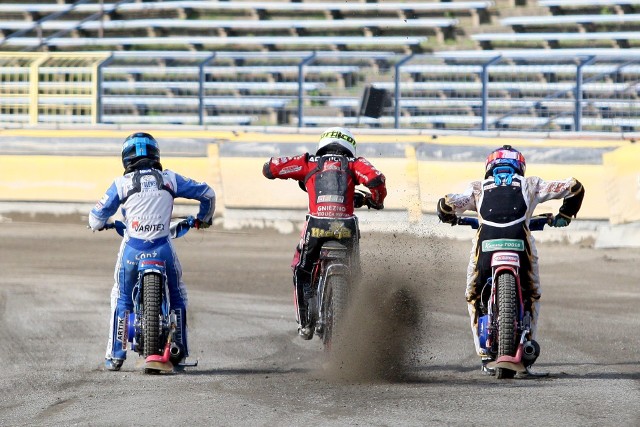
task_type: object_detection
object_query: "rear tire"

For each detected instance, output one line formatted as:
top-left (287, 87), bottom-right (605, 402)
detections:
top-left (142, 273), bottom-right (162, 358)
top-left (321, 275), bottom-right (348, 351)
top-left (496, 272), bottom-right (517, 379)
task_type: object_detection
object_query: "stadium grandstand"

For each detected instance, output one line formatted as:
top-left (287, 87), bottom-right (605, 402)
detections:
top-left (0, 0), bottom-right (639, 132)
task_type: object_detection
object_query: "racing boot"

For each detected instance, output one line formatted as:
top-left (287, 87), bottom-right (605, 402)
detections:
top-left (297, 304), bottom-right (314, 340)
top-left (480, 357), bottom-right (495, 376)
top-left (105, 358), bottom-right (124, 371)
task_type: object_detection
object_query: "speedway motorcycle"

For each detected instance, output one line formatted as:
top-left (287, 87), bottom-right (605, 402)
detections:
top-left (458, 214), bottom-right (552, 379)
top-left (106, 217), bottom-right (198, 374)
top-left (306, 189), bottom-right (374, 351)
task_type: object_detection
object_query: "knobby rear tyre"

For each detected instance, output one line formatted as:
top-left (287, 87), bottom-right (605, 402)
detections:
top-left (322, 274), bottom-right (348, 351)
top-left (496, 272), bottom-right (517, 379)
top-left (142, 273), bottom-right (162, 358)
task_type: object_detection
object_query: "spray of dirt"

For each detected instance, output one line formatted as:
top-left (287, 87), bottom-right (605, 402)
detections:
top-left (318, 231), bottom-right (462, 383)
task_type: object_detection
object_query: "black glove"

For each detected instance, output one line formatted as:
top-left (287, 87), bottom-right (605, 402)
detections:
top-left (437, 197), bottom-right (457, 225)
top-left (354, 192), bottom-right (365, 208)
top-left (369, 200), bottom-right (384, 210)
top-left (194, 218), bottom-right (212, 229)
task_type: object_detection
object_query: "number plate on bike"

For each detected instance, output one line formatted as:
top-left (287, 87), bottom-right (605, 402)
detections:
top-left (482, 239), bottom-right (525, 252)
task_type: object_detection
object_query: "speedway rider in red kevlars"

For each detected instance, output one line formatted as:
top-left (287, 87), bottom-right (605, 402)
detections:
top-left (262, 127), bottom-right (387, 339)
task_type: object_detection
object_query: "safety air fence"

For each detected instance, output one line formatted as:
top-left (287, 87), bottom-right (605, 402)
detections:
top-left (1, 129), bottom-right (638, 248)
top-left (2, 50), bottom-right (640, 132)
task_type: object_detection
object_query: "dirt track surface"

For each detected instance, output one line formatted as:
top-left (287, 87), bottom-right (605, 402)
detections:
top-left (1, 216), bottom-right (639, 426)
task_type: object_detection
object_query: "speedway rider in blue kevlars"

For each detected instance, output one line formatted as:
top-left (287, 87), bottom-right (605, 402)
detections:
top-left (436, 145), bottom-right (585, 373)
top-left (88, 133), bottom-right (216, 371)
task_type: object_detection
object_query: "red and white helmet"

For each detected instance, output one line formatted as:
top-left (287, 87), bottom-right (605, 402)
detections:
top-left (485, 145), bottom-right (526, 177)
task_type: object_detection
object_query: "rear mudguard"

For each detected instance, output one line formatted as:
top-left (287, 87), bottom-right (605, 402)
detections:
top-left (324, 262), bottom-right (349, 277)
top-left (484, 251), bottom-right (527, 363)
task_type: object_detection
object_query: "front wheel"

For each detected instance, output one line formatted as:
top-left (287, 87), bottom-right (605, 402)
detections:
top-left (142, 273), bottom-right (163, 359)
top-left (496, 272), bottom-right (518, 379)
top-left (321, 274), bottom-right (348, 351)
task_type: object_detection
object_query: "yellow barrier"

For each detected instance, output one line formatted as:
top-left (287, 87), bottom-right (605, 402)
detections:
top-left (0, 155), bottom-right (214, 204)
top-left (0, 129), bottom-right (631, 222)
top-left (603, 144), bottom-right (640, 225)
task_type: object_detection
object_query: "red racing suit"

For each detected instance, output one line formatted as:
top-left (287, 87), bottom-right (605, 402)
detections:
top-left (263, 153), bottom-right (386, 325)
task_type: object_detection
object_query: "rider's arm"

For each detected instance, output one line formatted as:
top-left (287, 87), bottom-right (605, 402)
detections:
top-left (262, 153), bottom-right (311, 181)
top-left (444, 181), bottom-right (481, 213)
top-left (172, 172), bottom-right (216, 224)
top-left (352, 157), bottom-right (386, 209)
top-left (532, 176), bottom-right (585, 223)
top-left (89, 181), bottom-right (122, 231)
top-left (437, 182), bottom-right (480, 224)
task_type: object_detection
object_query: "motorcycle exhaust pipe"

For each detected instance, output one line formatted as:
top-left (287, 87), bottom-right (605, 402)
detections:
top-left (522, 340), bottom-right (540, 365)
top-left (170, 343), bottom-right (182, 357)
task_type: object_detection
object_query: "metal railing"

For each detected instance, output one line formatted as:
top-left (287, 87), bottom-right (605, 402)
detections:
top-left (1, 50), bottom-right (639, 132)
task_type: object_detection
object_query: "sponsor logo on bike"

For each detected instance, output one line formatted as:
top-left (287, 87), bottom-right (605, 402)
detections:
top-left (482, 239), bottom-right (525, 252)
top-left (311, 221), bottom-right (352, 239)
top-left (140, 260), bottom-right (165, 268)
top-left (493, 254), bottom-right (520, 264)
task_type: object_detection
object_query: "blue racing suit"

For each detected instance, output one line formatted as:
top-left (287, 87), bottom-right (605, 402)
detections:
top-left (89, 168), bottom-right (215, 361)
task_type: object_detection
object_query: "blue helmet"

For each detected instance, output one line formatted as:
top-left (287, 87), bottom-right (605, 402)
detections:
top-left (121, 132), bottom-right (160, 169)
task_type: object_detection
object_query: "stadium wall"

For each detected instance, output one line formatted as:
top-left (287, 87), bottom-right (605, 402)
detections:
top-left (0, 129), bottom-right (637, 247)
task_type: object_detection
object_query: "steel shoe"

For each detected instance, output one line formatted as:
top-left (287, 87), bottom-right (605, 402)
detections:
top-left (105, 358), bottom-right (124, 371)
top-left (298, 325), bottom-right (314, 340)
top-left (481, 358), bottom-right (495, 376)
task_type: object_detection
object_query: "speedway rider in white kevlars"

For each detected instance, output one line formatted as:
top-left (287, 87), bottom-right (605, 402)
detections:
top-left (89, 133), bottom-right (215, 371)
top-left (437, 145), bottom-right (585, 373)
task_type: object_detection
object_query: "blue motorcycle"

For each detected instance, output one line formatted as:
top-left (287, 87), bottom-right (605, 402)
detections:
top-left (106, 217), bottom-right (198, 374)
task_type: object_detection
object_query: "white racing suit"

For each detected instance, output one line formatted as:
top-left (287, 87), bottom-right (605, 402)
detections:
top-left (89, 168), bottom-right (215, 361)
top-left (443, 174), bottom-right (584, 356)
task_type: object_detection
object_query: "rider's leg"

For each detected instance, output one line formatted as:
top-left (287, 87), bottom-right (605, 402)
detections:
top-left (465, 239), bottom-right (486, 357)
top-left (291, 222), bottom-right (309, 328)
top-left (291, 218), bottom-right (321, 339)
top-left (105, 241), bottom-right (136, 369)
top-left (164, 241), bottom-right (189, 359)
top-left (293, 256), bottom-right (314, 339)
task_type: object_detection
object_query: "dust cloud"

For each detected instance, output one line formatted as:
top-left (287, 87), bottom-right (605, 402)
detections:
top-left (320, 232), bottom-right (462, 383)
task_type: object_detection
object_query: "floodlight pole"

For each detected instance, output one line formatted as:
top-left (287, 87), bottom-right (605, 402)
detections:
top-left (574, 56), bottom-right (595, 132)
top-left (481, 55), bottom-right (502, 131)
top-left (298, 52), bottom-right (316, 127)
top-left (394, 53), bottom-right (414, 129)
top-left (199, 53), bottom-right (216, 126)
top-left (96, 53), bottom-right (114, 124)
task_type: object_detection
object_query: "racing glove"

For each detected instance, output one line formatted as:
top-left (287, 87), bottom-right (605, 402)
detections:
top-left (369, 201), bottom-right (384, 210)
top-left (354, 192), bottom-right (365, 208)
top-left (194, 218), bottom-right (212, 229)
top-left (551, 213), bottom-right (571, 228)
top-left (437, 197), bottom-right (457, 225)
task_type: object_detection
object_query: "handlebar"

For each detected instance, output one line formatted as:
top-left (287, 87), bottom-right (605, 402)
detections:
top-left (104, 216), bottom-right (197, 239)
top-left (457, 213), bottom-right (553, 231)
